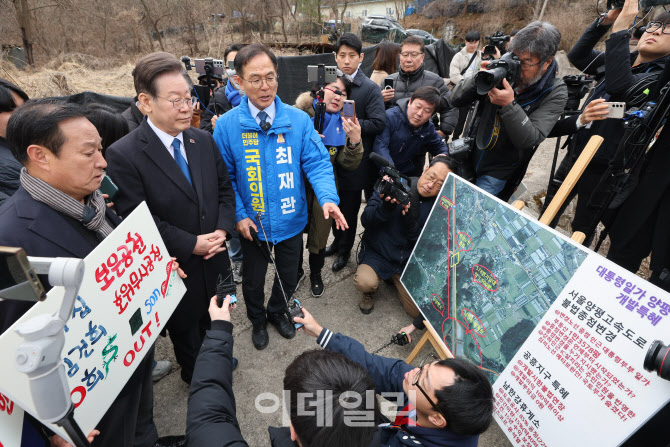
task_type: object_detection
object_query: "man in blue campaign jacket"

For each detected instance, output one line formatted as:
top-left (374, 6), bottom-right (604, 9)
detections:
top-left (294, 308), bottom-right (494, 447)
top-left (213, 44), bottom-right (347, 350)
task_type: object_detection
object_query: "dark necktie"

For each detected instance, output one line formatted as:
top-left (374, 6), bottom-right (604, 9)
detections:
top-left (257, 110), bottom-right (271, 131)
top-left (172, 138), bottom-right (192, 185)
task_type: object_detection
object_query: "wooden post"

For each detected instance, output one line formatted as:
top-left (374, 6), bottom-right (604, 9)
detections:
top-left (513, 200), bottom-right (525, 211)
top-left (405, 320), bottom-right (452, 364)
top-left (571, 231), bottom-right (586, 244)
top-left (540, 135), bottom-right (604, 226)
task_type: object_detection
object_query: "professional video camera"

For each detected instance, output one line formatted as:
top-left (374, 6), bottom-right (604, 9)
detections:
top-left (563, 74), bottom-right (595, 114)
top-left (369, 153), bottom-right (412, 206)
top-left (447, 137), bottom-right (475, 182)
top-left (475, 52), bottom-right (521, 95)
top-left (483, 31), bottom-right (510, 59)
top-left (307, 64), bottom-right (338, 134)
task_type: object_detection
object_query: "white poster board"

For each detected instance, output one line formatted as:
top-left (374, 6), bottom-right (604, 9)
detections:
top-left (0, 393), bottom-right (23, 447)
top-left (0, 202), bottom-right (186, 442)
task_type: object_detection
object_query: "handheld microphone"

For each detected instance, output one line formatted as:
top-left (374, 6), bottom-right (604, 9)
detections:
top-left (369, 152), bottom-right (394, 168)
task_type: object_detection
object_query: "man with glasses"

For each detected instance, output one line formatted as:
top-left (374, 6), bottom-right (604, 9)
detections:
top-left (213, 44), bottom-right (346, 351)
top-left (354, 156), bottom-right (456, 315)
top-left (381, 36), bottom-right (458, 139)
top-left (451, 21), bottom-right (567, 199)
top-left (106, 51), bottom-right (236, 385)
top-left (294, 307), bottom-right (494, 446)
top-left (546, 0), bottom-right (670, 246)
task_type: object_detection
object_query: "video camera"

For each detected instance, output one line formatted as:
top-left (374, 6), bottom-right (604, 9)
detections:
top-left (483, 31), bottom-right (510, 59)
top-left (447, 137), bottom-right (475, 182)
top-left (475, 52), bottom-right (521, 95)
top-left (563, 74), bottom-right (595, 113)
top-left (369, 153), bottom-right (412, 206)
top-left (308, 64), bottom-right (338, 134)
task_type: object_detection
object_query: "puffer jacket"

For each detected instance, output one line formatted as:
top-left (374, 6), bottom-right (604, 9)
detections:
top-left (214, 95), bottom-right (339, 243)
top-left (449, 47), bottom-right (483, 86)
top-left (383, 63), bottom-right (459, 135)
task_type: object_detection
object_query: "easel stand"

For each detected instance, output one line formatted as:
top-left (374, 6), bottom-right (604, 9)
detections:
top-left (405, 321), bottom-right (452, 364)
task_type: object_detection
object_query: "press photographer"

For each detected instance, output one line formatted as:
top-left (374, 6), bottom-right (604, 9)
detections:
top-left (450, 21), bottom-right (567, 199)
top-left (354, 156), bottom-right (456, 315)
top-left (546, 0), bottom-right (670, 242)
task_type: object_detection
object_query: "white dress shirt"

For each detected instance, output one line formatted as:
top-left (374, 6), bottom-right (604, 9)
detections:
top-left (147, 117), bottom-right (188, 162)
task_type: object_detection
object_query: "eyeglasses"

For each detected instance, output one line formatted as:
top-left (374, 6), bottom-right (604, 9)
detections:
top-left (424, 172), bottom-right (444, 189)
top-left (157, 96), bottom-right (197, 109)
top-left (239, 75), bottom-right (278, 89)
top-left (400, 51), bottom-right (423, 59)
top-left (324, 87), bottom-right (346, 97)
top-left (412, 354), bottom-right (447, 419)
top-left (520, 59), bottom-right (543, 70)
top-left (645, 22), bottom-right (670, 34)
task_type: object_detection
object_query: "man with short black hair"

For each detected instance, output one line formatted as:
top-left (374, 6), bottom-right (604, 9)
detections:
top-left (106, 51), bottom-right (236, 385)
top-left (355, 156), bottom-right (455, 315)
top-left (214, 43), bottom-right (346, 350)
top-left (373, 86), bottom-right (448, 177)
top-left (326, 32), bottom-right (386, 273)
top-left (381, 36), bottom-right (458, 138)
top-left (449, 31), bottom-right (482, 138)
top-left (295, 307), bottom-right (494, 446)
top-left (0, 78), bottom-right (29, 205)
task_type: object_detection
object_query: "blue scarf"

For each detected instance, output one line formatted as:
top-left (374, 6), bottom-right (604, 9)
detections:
top-left (311, 99), bottom-right (346, 147)
top-left (225, 81), bottom-right (241, 107)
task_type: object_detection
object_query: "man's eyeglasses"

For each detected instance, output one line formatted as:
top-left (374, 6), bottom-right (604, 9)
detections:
top-left (520, 60), bottom-right (543, 70)
top-left (412, 354), bottom-right (447, 419)
top-left (646, 22), bottom-right (670, 34)
top-left (157, 96), bottom-right (197, 109)
top-left (239, 75), bottom-right (278, 89)
top-left (400, 52), bottom-right (423, 59)
top-left (324, 87), bottom-right (346, 97)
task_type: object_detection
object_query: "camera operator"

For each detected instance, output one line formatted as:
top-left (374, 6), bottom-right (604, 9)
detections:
top-left (199, 43), bottom-right (246, 134)
top-left (451, 21), bottom-right (567, 198)
top-left (546, 0), bottom-right (670, 240)
top-left (373, 86), bottom-right (448, 177)
top-left (381, 36), bottom-right (458, 138)
top-left (354, 156), bottom-right (456, 314)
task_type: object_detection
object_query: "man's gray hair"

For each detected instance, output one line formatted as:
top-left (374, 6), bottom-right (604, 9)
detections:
top-left (508, 21), bottom-right (561, 62)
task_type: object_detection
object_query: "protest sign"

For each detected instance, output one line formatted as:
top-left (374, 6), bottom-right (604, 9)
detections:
top-left (401, 174), bottom-right (670, 446)
top-left (0, 393), bottom-right (23, 447)
top-left (0, 202), bottom-right (186, 442)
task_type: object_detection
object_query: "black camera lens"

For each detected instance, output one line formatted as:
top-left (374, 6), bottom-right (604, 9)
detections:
top-left (644, 340), bottom-right (670, 381)
top-left (475, 68), bottom-right (505, 95)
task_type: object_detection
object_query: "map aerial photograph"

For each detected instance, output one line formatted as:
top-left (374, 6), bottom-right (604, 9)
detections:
top-left (401, 175), bottom-right (588, 383)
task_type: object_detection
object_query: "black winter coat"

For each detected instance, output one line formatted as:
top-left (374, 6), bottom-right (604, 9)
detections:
top-left (0, 136), bottom-right (21, 206)
top-left (383, 63), bottom-right (458, 135)
top-left (200, 84), bottom-right (233, 134)
top-left (121, 98), bottom-right (144, 132)
top-left (185, 321), bottom-right (248, 446)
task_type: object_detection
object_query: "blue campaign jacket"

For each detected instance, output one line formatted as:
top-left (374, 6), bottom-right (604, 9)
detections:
top-left (316, 329), bottom-right (479, 447)
top-left (373, 99), bottom-right (447, 177)
top-left (213, 95), bottom-right (339, 243)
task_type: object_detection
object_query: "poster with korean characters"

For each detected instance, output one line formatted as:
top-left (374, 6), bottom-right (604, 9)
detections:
top-left (493, 254), bottom-right (670, 447)
top-left (0, 392), bottom-right (23, 447)
top-left (0, 202), bottom-right (186, 442)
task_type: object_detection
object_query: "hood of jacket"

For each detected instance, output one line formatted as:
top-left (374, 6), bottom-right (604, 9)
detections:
top-left (294, 91), bottom-right (314, 113)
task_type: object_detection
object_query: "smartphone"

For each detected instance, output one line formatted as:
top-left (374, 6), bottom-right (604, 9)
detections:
top-left (0, 246), bottom-right (46, 302)
top-left (384, 78), bottom-right (394, 90)
top-left (342, 100), bottom-right (356, 121)
top-left (99, 175), bottom-right (119, 203)
top-left (604, 102), bottom-right (626, 119)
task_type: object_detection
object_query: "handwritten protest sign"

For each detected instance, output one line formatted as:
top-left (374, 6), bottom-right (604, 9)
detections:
top-left (402, 174), bottom-right (670, 446)
top-left (0, 202), bottom-right (186, 442)
top-left (0, 393), bottom-right (22, 447)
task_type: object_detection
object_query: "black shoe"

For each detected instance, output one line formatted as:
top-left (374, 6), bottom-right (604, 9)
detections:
top-left (233, 357), bottom-right (239, 370)
top-left (332, 252), bottom-right (350, 272)
top-left (324, 243), bottom-right (338, 257)
top-left (153, 435), bottom-right (186, 447)
top-left (310, 271), bottom-right (324, 297)
top-left (252, 323), bottom-right (269, 350)
top-left (268, 313), bottom-right (296, 339)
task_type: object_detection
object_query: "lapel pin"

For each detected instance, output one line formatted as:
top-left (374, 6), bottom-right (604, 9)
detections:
top-left (189, 138), bottom-right (195, 144)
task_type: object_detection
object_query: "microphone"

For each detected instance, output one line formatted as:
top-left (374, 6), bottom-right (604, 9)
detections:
top-left (261, 122), bottom-right (271, 132)
top-left (369, 152), bottom-right (394, 169)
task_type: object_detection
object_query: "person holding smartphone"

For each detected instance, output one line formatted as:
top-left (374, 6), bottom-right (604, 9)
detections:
top-left (294, 75), bottom-right (363, 297)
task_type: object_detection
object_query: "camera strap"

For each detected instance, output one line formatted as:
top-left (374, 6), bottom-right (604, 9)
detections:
top-left (476, 100), bottom-right (501, 150)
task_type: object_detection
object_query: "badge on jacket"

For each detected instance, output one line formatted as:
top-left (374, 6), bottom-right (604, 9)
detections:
top-left (278, 134), bottom-right (285, 143)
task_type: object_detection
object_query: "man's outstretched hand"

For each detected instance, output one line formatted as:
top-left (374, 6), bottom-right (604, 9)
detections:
top-left (294, 307), bottom-right (323, 338)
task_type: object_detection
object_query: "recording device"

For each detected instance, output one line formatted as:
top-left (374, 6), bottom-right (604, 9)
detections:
top-left (384, 78), bottom-right (394, 90)
top-left (563, 74), bottom-right (595, 113)
top-left (287, 298), bottom-right (304, 330)
top-left (342, 100), bottom-right (355, 121)
top-left (99, 175), bottom-right (119, 204)
top-left (180, 56), bottom-right (221, 112)
top-left (215, 273), bottom-right (237, 307)
top-left (483, 31), bottom-right (510, 59)
top-left (308, 64), bottom-right (338, 134)
top-left (475, 52), bottom-right (521, 95)
top-left (447, 137), bottom-right (475, 182)
top-left (604, 101), bottom-right (626, 119)
top-left (369, 152), bottom-right (412, 206)
top-left (0, 247), bottom-right (45, 302)
top-left (391, 332), bottom-right (409, 346)
top-left (644, 340), bottom-right (669, 381)
top-left (194, 58), bottom-right (225, 76)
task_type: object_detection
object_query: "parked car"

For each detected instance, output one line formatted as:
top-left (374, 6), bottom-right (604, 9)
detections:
top-left (405, 29), bottom-right (439, 45)
top-left (361, 15), bottom-right (407, 43)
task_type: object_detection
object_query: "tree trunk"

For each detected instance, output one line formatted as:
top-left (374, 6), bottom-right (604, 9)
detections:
top-left (140, 0), bottom-right (165, 52)
top-left (14, 0), bottom-right (35, 66)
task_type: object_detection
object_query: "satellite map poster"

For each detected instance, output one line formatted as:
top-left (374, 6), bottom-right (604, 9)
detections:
top-left (401, 174), bottom-right (670, 446)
